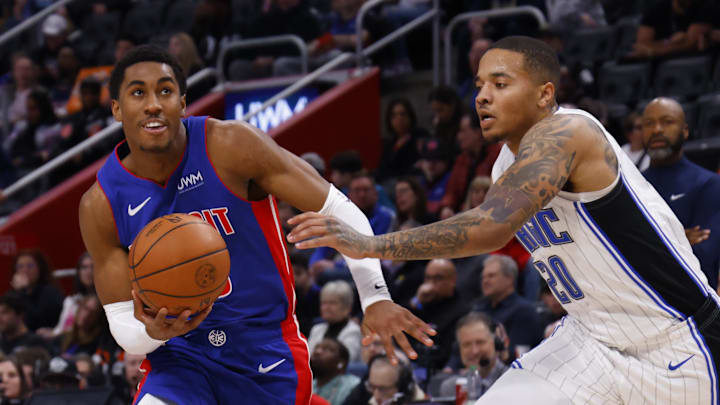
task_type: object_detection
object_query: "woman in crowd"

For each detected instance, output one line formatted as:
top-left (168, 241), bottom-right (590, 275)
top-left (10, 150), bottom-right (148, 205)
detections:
top-left (9, 250), bottom-right (64, 332)
top-left (307, 281), bottom-right (363, 363)
top-left (0, 356), bottom-right (31, 405)
top-left (393, 176), bottom-right (433, 231)
top-left (55, 294), bottom-right (113, 358)
top-left (376, 98), bottom-right (427, 181)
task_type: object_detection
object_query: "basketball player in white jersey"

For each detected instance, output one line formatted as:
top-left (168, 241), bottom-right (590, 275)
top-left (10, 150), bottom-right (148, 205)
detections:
top-left (287, 36), bottom-right (720, 404)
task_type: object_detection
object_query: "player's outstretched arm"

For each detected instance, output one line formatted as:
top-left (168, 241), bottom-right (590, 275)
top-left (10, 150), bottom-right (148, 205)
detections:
top-left (79, 184), bottom-right (212, 353)
top-left (288, 114), bottom-right (583, 261)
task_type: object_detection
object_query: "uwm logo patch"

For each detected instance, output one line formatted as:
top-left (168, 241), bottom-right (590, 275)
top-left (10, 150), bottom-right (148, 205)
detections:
top-left (189, 207), bottom-right (236, 236)
top-left (178, 170), bottom-right (204, 193)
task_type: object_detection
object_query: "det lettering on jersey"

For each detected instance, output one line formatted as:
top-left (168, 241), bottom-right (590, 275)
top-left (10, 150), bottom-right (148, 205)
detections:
top-left (515, 208), bottom-right (573, 253)
top-left (189, 207), bottom-right (236, 236)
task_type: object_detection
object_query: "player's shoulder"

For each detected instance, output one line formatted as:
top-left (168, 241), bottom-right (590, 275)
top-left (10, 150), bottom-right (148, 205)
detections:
top-left (205, 118), bottom-right (270, 157)
top-left (78, 182), bottom-right (117, 239)
top-left (79, 182), bottom-right (106, 214)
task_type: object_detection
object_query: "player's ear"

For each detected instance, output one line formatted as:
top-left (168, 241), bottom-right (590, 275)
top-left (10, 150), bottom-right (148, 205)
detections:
top-left (111, 99), bottom-right (122, 122)
top-left (537, 81), bottom-right (555, 109)
top-left (180, 94), bottom-right (186, 116)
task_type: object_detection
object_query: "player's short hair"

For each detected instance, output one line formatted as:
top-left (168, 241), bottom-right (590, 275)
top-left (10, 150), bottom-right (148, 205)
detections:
top-left (109, 44), bottom-right (187, 100)
top-left (320, 280), bottom-right (354, 310)
top-left (489, 36), bottom-right (561, 87)
top-left (484, 254), bottom-right (519, 282)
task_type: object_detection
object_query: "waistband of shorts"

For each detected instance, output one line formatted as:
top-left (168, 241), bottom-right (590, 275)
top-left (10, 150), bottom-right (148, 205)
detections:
top-left (692, 296), bottom-right (720, 333)
top-left (179, 316), bottom-right (302, 345)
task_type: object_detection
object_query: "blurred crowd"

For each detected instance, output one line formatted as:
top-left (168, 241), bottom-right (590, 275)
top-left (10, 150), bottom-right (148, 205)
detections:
top-left (1, 0), bottom-right (720, 404)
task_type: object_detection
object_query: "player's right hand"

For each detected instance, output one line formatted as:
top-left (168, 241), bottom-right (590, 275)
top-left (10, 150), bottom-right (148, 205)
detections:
top-left (132, 290), bottom-right (213, 341)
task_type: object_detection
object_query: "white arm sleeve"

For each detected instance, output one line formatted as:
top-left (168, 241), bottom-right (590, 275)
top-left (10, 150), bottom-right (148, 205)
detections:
top-left (103, 300), bottom-right (167, 355)
top-left (319, 185), bottom-right (392, 311)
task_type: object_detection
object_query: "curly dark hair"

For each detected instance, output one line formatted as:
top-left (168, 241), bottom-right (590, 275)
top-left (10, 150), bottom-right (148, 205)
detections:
top-left (109, 44), bottom-right (187, 100)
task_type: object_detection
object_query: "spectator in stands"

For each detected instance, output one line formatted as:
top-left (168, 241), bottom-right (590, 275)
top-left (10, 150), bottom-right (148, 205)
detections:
top-left (641, 97), bottom-right (720, 290)
top-left (537, 284), bottom-right (567, 338)
top-left (472, 255), bottom-right (543, 357)
top-left (428, 86), bottom-right (463, 143)
top-left (33, 14), bottom-right (72, 87)
top-left (13, 346), bottom-right (50, 393)
top-left (0, 355), bottom-right (31, 404)
top-left (235, 0), bottom-right (324, 78)
top-left (393, 176), bottom-right (433, 231)
top-left (73, 353), bottom-right (104, 388)
top-left (0, 53), bottom-right (37, 137)
top-left (365, 355), bottom-right (425, 404)
top-left (301, 152), bottom-right (326, 176)
top-left (116, 352), bottom-right (145, 403)
top-left (5, 88), bottom-right (63, 172)
top-left (376, 98), bottom-right (427, 181)
top-left (621, 111), bottom-right (650, 171)
top-left (329, 150), bottom-right (364, 192)
top-left (629, 0), bottom-right (720, 59)
top-left (439, 113), bottom-right (502, 219)
top-left (37, 252), bottom-right (94, 340)
top-left (380, 0), bottom-right (431, 75)
top-left (37, 356), bottom-right (81, 391)
top-left (462, 175), bottom-right (491, 213)
top-left (311, 338), bottom-right (360, 405)
top-left (292, 253), bottom-right (321, 337)
top-left (8, 250), bottom-right (63, 332)
top-left (50, 46), bottom-right (80, 111)
top-left (545, 0), bottom-right (607, 31)
top-left (409, 259), bottom-right (468, 370)
top-left (55, 294), bottom-right (114, 358)
top-left (433, 312), bottom-right (508, 398)
top-left (0, 293), bottom-right (47, 355)
top-left (168, 32), bottom-right (204, 77)
top-left (8, 250), bottom-right (63, 333)
top-left (308, 281), bottom-right (363, 363)
top-left (417, 139), bottom-right (452, 216)
top-left (348, 172), bottom-right (396, 236)
top-left (113, 34), bottom-right (136, 65)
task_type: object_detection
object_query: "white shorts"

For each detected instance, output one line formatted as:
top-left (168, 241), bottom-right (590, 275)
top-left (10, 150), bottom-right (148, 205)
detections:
top-left (479, 315), bottom-right (718, 405)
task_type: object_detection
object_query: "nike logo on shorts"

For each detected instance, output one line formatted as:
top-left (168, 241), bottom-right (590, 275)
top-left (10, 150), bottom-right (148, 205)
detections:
top-left (128, 196), bottom-right (152, 216)
top-left (258, 358), bottom-right (286, 374)
top-left (668, 354), bottom-right (695, 370)
top-left (670, 193), bottom-right (685, 201)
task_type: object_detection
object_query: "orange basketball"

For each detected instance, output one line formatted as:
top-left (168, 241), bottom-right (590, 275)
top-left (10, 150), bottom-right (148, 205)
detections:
top-left (128, 213), bottom-right (230, 316)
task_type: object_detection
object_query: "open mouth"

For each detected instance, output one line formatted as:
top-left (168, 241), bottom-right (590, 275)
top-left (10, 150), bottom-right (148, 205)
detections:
top-left (141, 119), bottom-right (168, 134)
top-left (479, 112), bottom-right (496, 128)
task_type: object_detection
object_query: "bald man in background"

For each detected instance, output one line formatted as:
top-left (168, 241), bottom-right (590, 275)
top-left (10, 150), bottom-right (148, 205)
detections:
top-left (641, 97), bottom-right (720, 291)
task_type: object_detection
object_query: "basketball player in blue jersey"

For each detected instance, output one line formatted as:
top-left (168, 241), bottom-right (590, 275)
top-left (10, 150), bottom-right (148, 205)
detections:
top-left (78, 45), bottom-right (435, 405)
top-left (289, 36), bottom-right (720, 405)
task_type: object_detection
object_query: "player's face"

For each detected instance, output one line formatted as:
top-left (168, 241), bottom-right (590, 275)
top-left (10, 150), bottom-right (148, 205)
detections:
top-left (111, 62), bottom-right (186, 154)
top-left (457, 322), bottom-right (495, 369)
top-left (475, 49), bottom-right (550, 143)
top-left (641, 101), bottom-right (688, 161)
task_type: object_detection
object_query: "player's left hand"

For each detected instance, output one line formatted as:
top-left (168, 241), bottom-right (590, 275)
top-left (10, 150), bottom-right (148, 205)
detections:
top-left (362, 300), bottom-right (436, 365)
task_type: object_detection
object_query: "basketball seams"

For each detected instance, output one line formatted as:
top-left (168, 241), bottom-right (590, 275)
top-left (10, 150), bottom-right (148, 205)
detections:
top-left (131, 247), bottom-right (229, 282)
top-left (139, 277), bottom-right (229, 299)
top-left (130, 220), bottom-right (214, 269)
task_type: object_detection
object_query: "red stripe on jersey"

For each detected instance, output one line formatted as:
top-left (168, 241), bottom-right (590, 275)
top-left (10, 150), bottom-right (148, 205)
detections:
top-left (132, 358), bottom-right (152, 405)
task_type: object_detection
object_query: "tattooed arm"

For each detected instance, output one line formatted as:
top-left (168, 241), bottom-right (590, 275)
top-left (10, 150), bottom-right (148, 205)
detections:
top-left (288, 114), bottom-right (600, 260)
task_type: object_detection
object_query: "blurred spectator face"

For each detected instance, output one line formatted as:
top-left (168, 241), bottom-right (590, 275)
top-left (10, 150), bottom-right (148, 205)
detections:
top-left (310, 339), bottom-right (343, 377)
top-left (80, 86), bottom-right (101, 111)
top-left (394, 181), bottom-right (416, 216)
top-left (641, 99), bottom-right (688, 162)
top-left (367, 360), bottom-right (399, 404)
top-left (481, 260), bottom-right (514, 301)
top-left (124, 353), bottom-right (145, 396)
top-left (457, 115), bottom-right (481, 152)
top-left (390, 103), bottom-right (411, 135)
top-left (0, 304), bottom-right (21, 335)
top-left (13, 57), bottom-right (34, 89)
top-left (292, 262), bottom-right (311, 292)
top-left (330, 170), bottom-right (352, 189)
top-left (75, 359), bottom-right (91, 379)
top-left (360, 335), bottom-right (385, 364)
top-left (349, 176), bottom-right (378, 213)
top-left (424, 259), bottom-right (456, 299)
top-left (420, 159), bottom-right (448, 184)
top-left (75, 296), bottom-right (101, 330)
top-left (468, 181), bottom-right (489, 209)
top-left (168, 36), bottom-right (184, 58)
top-left (26, 96), bottom-right (41, 126)
top-left (15, 254), bottom-right (40, 287)
top-left (320, 292), bottom-right (350, 323)
top-left (0, 360), bottom-right (22, 399)
top-left (58, 46), bottom-right (79, 76)
top-left (626, 115), bottom-right (644, 149)
top-left (468, 39), bottom-right (490, 77)
top-left (78, 255), bottom-right (94, 290)
top-left (430, 100), bottom-right (454, 126)
top-left (115, 39), bottom-right (135, 63)
top-left (541, 290), bottom-right (565, 317)
top-left (457, 321), bottom-right (495, 369)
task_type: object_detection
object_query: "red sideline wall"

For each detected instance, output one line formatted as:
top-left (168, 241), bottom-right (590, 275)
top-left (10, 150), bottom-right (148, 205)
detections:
top-left (0, 68), bottom-right (381, 294)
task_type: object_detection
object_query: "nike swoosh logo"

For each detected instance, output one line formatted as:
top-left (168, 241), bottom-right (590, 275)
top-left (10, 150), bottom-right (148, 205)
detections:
top-left (668, 354), bottom-right (695, 370)
top-left (374, 283), bottom-right (385, 290)
top-left (258, 358), bottom-right (286, 374)
top-left (128, 196), bottom-right (152, 216)
top-left (670, 193), bottom-right (685, 201)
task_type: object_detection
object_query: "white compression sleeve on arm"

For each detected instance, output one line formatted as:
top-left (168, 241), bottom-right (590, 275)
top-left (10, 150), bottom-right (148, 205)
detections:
top-left (104, 300), bottom-right (167, 355)
top-left (319, 185), bottom-right (392, 311)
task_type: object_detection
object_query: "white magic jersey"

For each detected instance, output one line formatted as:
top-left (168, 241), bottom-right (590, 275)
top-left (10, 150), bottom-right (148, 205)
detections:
top-left (491, 107), bottom-right (720, 350)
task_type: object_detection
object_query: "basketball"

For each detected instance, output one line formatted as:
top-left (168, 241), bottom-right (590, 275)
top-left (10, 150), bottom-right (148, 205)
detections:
top-left (128, 213), bottom-right (231, 316)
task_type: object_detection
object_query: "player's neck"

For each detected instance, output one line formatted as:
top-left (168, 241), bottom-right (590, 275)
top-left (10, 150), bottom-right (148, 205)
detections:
top-left (125, 126), bottom-right (187, 185)
top-left (506, 106), bottom-right (557, 154)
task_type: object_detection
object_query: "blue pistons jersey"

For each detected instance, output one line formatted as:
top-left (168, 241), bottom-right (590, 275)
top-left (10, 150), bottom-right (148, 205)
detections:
top-left (96, 116), bottom-right (311, 405)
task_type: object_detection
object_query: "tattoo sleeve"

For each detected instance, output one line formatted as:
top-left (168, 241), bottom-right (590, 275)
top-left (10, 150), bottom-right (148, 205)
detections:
top-left (362, 114), bottom-right (579, 260)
